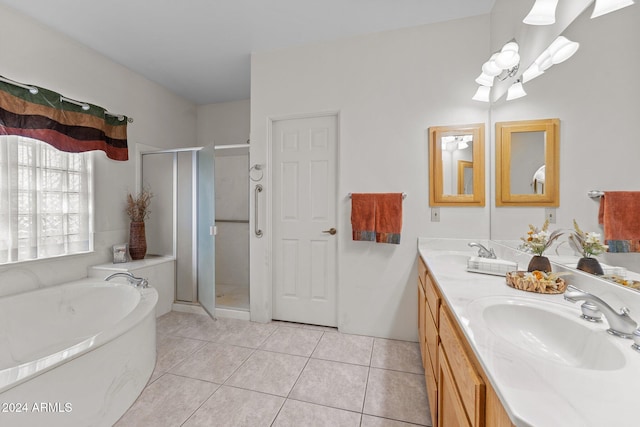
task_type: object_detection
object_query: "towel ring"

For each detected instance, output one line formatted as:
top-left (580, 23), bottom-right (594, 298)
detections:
top-left (249, 164), bottom-right (263, 182)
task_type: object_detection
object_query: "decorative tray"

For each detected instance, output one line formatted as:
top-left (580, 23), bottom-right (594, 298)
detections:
top-left (506, 271), bottom-right (567, 294)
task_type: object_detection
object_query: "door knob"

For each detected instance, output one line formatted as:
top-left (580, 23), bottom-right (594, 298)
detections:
top-left (322, 227), bottom-right (337, 235)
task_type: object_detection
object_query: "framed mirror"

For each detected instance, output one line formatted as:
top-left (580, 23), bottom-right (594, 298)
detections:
top-left (429, 123), bottom-right (485, 206)
top-left (495, 118), bottom-right (560, 206)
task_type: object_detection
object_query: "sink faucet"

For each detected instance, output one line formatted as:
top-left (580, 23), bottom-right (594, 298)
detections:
top-left (468, 242), bottom-right (496, 259)
top-left (564, 285), bottom-right (637, 338)
top-left (105, 272), bottom-right (149, 288)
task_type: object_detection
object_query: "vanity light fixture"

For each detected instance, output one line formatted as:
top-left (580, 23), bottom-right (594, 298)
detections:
top-left (548, 36), bottom-right (580, 64)
top-left (523, 0), bottom-right (559, 25)
top-left (522, 62), bottom-right (544, 83)
top-left (506, 79), bottom-right (527, 101)
top-left (472, 85), bottom-right (491, 102)
top-left (494, 42), bottom-right (521, 69)
top-left (591, 0), bottom-right (635, 18)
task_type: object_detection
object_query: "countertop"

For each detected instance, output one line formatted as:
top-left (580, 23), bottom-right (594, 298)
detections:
top-left (418, 238), bottom-right (640, 427)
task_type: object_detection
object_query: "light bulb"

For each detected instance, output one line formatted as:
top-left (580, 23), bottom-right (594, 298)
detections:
top-left (548, 36), bottom-right (580, 64)
top-left (506, 81), bottom-right (527, 101)
top-left (523, 0), bottom-right (559, 25)
top-left (472, 86), bottom-right (491, 102)
top-left (475, 72), bottom-right (494, 87)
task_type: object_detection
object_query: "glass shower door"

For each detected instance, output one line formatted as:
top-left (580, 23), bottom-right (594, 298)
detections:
top-left (197, 145), bottom-right (216, 317)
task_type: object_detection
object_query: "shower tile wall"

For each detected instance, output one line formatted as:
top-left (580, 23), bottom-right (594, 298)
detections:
top-left (215, 151), bottom-right (249, 310)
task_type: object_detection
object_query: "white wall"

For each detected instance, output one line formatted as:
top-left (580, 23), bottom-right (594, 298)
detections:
top-left (489, 3), bottom-right (640, 271)
top-left (250, 16), bottom-right (491, 340)
top-left (0, 5), bottom-right (197, 293)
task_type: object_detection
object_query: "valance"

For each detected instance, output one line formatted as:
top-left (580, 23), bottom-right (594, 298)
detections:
top-left (0, 78), bottom-right (129, 161)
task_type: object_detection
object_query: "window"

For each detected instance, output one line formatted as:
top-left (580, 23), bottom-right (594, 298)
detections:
top-left (0, 136), bottom-right (93, 264)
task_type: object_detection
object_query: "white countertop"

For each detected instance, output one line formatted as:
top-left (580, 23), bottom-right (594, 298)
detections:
top-left (418, 238), bottom-right (640, 427)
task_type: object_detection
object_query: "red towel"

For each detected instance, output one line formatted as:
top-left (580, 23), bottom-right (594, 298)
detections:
top-left (351, 193), bottom-right (376, 241)
top-left (375, 193), bottom-right (403, 244)
top-left (598, 191), bottom-right (640, 252)
top-left (351, 193), bottom-right (403, 244)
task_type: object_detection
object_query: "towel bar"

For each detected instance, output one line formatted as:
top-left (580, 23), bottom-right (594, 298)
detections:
top-left (588, 190), bottom-right (604, 198)
top-left (348, 192), bottom-right (407, 199)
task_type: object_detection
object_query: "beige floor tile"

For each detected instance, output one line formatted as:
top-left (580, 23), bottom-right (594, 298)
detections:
top-left (216, 318), bottom-right (279, 348)
top-left (371, 338), bottom-right (424, 374)
top-left (361, 414), bottom-right (427, 427)
top-left (273, 399), bottom-right (361, 427)
top-left (363, 368), bottom-right (431, 426)
top-left (114, 373), bottom-right (218, 427)
top-left (183, 386), bottom-right (284, 427)
top-left (157, 311), bottom-right (225, 342)
top-left (169, 342), bottom-right (254, 383)
top-left (290, 358), bottom-right (369, 412)
top-left (155, 333), bottom-right (207, 373)
top-left (311, 332), bottom-right (374, 365)
top-left (226, 349), bottom-right (308, 396)
top-left (260, 325), bottom-right (323, 356)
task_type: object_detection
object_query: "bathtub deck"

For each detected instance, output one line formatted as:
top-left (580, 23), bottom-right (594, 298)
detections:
top-left (115, 312), bottom-right (430, 426)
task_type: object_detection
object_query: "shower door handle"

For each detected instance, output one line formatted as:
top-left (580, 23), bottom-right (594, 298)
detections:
top-left (254, 184), bottom-right (263, 238)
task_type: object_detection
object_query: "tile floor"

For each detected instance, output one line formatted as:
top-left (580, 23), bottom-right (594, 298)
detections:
top-left (115, 311), bottom-right (432, 427)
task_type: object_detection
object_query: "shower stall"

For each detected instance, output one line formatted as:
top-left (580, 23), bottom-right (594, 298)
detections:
top-left (213, 144), bottom-right (250, 313)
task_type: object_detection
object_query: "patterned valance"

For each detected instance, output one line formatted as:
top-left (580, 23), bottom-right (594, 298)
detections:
top-left (0, 78), bottom-right (129, 161)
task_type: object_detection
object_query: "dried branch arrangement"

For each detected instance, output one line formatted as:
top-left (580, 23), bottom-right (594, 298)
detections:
top-left (126, 189), bottom-right (152, 222)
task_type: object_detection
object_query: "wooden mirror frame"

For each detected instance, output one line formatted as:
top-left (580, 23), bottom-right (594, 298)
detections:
top-left (429, 123), bottom-right (485, 206)
top-left (495, 118), bottom-right (560, 207)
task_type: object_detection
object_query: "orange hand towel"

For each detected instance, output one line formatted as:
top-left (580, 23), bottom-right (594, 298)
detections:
top-left (351, 193), bottom-right (376, 241)
top-left (598, 191), bottom-right (640, 252)
top-left (374, 193), bottom-right (403, 244)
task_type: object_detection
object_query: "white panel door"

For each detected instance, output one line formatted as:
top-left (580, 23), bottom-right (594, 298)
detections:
top-left (272, 115), bottom-right (337, 327)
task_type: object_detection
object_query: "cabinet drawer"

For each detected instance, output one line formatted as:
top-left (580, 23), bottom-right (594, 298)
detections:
top-left (425, 351), bottom-right (438, 425)
top-left (418, 256), bottom-right (428, 286)
top-left (439, 307), bottom-right (485, 426)
top-left (438, 346), bottom-right (471, 427)
top-left (425, 274), bottom-right (440, 327)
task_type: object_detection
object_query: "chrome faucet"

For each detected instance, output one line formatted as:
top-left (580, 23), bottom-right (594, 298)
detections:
top-left (564, 285), bottom-right (637, 338)
top-left (468, 242), bottom-right (496, 259)
top-left (105, 272), bottom-right (149, 288)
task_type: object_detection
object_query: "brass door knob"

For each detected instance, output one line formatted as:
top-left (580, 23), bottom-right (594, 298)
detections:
top-left (322, 228), bottom-right (337, 235)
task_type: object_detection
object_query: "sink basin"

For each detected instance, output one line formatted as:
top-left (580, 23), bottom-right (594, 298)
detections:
top-left (467, 296), bottom-right (626, 371)
top-left (426, 251), bottom-right (470, 266)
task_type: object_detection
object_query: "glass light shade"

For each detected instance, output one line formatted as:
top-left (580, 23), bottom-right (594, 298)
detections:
top-left (495, 51), bottom-right (521, 69)
top-left (506, 82), bottom-right (527, 101)
top-left (523, 0), bottom-right (559, 25)
top-left (522, 63), bottom-right (544, 83)
top-left (549, 36), bottom-right (580, 64)
top-left (536, 50), bottom-right (553, 71)
top-left (591, 0), bottom-right (635, 18)
top-left (482, 56), bottom-right (502, 77)
top-left (472, 86), bottom-right (491, 102)
top-left (475, 72), bottom-right (494, 87)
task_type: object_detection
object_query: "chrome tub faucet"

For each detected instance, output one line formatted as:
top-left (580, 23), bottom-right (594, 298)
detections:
top-left (564, 285), bottom-right (637, 338)
top-left (105, 272), bottom-right (149, 288)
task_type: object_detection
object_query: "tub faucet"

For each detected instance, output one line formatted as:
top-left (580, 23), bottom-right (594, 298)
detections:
top-left (564, 285), bottom-right (637, 338)
top-left (105, 272), bottom-right (149, 288)
top-left (468, 242), bottom-right (496, 259)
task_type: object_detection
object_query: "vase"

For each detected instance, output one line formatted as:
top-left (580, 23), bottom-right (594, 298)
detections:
top-left (576, 257), bottom-right (604, 275)
top-left (129, 221), bottom-right (147, 260)
top-left (527, 255), bottom-right (552, 273)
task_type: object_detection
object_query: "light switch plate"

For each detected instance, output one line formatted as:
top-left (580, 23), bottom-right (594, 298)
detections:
top-left (545, 208), bottom-right (556, 224)
top-left (431, 207), bottom-right (440, 222)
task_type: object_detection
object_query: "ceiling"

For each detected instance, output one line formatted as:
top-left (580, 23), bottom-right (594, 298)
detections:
top-left (0, 0), bottom-right (495, 105)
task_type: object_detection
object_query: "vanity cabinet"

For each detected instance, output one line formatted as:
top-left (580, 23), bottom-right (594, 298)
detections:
top-left (417, 256), bottom-right (513, 427)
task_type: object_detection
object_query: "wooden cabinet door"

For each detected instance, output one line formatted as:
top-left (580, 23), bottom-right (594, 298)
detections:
top-left (438, 346), bottom-right (471, 427)
top-left (418, 279), bottom-right (427, 368)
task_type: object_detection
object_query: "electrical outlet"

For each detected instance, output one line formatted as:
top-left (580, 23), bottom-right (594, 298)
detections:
top-left (431, 207), bottom-right (440, 222)
top-left (545, 208), bottom-right (556, 224)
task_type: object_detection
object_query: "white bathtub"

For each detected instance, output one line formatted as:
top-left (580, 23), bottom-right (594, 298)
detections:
top-left (0, 281), bottom-right (158, 427)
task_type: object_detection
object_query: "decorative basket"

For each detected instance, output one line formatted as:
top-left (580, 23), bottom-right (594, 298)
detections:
top-left (506, 271), bottom-right (567, 294)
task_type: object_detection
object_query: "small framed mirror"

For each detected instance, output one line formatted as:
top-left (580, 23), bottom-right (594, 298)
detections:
top-left (429, 123), bottom-right (485, 206)
top-left (495, 118), bottom-right (559, 206)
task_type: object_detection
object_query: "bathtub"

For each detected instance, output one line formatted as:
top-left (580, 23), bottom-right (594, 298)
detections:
top-left (0, 280), bottom-right (158, 427)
